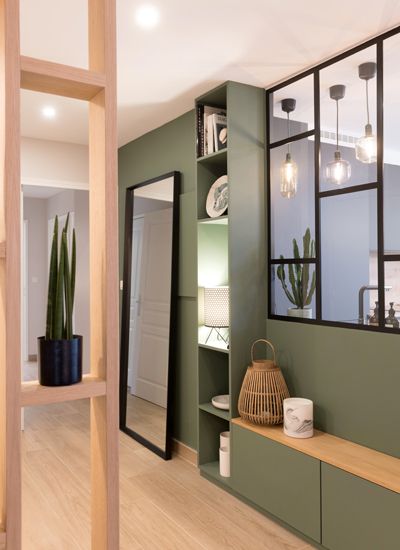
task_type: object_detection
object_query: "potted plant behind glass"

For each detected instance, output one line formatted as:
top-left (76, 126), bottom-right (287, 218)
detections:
top-left (277, 227), bottom-right (316, 318)
top-left (38, 214), bottom-right (82, 386)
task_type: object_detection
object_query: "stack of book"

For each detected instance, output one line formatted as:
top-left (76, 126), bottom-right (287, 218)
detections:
top-left (196, 104), bottom-right (227, 157)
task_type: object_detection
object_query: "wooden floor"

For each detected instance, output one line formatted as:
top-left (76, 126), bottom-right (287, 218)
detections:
top-left (18, 398), bottom-right (314, 549)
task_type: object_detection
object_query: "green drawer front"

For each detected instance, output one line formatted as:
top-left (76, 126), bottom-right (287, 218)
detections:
top-left (231, 424), bottom-right (321, 542)
top-left (322, 463), bottom-right (400, 550)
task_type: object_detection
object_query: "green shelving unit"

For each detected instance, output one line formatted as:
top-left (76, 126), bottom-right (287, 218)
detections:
top-left (199, 402), bottom-right (231, 421)
top-left (196, 81), bottom-right (266, 476)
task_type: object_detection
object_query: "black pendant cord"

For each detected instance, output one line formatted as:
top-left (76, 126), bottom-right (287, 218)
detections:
top-left (287, 111), bottom-right (291, 154)
top-left (365, 80), bottom-right (370, 125)
top-left (335, 99), bottom-right (339, 152)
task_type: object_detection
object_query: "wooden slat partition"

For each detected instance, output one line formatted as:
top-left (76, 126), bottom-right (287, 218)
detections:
top-left (232, 418), bottom-right (400, 494)
top-left (0, 0), bottom-right (118, 548)
top-left (21, 376), bottom-right (106, 407)
top-left (20, 56), bottom-right (106, 100)
top-left (88, 0), bottom-right (119, 548)
top-left (0, 0), bottom-right (22, 547)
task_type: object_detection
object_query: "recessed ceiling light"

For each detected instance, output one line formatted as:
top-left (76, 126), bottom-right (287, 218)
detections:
top-left (41, 106), bottom-right (57, 119)
top-left (135, 4), bottom-right (160, 29)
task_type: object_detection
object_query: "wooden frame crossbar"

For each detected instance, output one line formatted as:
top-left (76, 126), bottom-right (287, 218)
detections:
top-left (0, 0), bottom-right (119, 548)
top-left (21, 56), bottom-right (106, 100)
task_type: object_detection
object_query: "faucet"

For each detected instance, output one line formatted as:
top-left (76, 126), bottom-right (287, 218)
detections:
top-left (358, 285), bottom-right (392, 324)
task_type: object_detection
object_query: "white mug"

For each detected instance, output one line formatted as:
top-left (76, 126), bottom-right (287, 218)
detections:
top-left (283, 398), bottom-right (313, 439)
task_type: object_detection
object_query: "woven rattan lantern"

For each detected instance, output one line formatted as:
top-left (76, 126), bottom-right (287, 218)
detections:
top-left (238, 339), bottom-right (290, 425)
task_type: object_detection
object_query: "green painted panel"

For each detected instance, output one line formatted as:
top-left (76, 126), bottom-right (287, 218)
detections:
top-left (173, 297), bottom-right (198, 448)
top-left (227, 82), bottom-right (267, 417)
top-left (179, 191), bottom-right (197, 297)
top-left (322, 464), bottom-right (400, 550)
top-left (266, 320), bottom-right (400, 458)
top-left (231, 424), bottom-right (321, 542)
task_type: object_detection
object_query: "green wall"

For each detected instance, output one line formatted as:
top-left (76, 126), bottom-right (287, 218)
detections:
top-left (118, 111), bottom-right (198, 449)
top-left (118, 103), bottom-right (400, 459)
top-left (266, 320), bottom-right (400, 458)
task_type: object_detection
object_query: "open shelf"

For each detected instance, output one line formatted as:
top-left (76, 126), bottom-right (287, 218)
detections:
top-left (198, 215), bottom-right (228, 225)
top-left (21, 375), bottom-right (106, 407)
top-left (232, 418), bottom-right (400, 494)
top-left (200, 461), bottom-right (232, 487)
top-left (199, 402), bottom-right (231, 421)
top-left (197, 148), bottom-right (227, 168)
top-left (20, 56), bottom-right (106, 100)
top-left (198, 342), bottom-right (229, 354)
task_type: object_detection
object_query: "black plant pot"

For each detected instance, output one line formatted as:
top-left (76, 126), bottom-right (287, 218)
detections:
top-left (38, 335), bottom-right (82, 386)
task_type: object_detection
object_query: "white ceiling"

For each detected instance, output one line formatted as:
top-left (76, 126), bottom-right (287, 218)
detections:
top-left (19, 0), bottom-right (400, 147)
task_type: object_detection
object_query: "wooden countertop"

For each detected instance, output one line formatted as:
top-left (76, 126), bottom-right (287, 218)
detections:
top-left (232, 417), bottom-right (400, 494)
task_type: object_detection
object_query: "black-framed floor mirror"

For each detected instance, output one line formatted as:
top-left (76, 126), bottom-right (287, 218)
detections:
top-left (120, 171), bottom-right (180, 459)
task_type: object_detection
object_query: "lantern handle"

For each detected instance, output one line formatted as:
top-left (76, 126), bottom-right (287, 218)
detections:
top-left (251, 339), bottom-right (276, 365)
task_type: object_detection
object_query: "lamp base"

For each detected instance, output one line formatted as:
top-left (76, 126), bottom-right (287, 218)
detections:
top-left (205, 327), bottom-right (229, 348)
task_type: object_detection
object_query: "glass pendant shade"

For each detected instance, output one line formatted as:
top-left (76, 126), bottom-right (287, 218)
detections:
top-left (355, 123), bottom-right (377, 163)
top-left (325, 151), bottom-right (351, 185)
top-left (280, 153), bottom-right (298, 198)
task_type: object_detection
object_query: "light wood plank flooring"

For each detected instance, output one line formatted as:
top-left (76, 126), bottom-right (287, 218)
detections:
top-left (19, 399), bottom-right (314, 549)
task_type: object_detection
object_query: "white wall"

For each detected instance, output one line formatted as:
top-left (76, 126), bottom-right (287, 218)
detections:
top-left (23, 198), bottom-right (47, 357)
top-left (21, 137), bottom-right (88, 188)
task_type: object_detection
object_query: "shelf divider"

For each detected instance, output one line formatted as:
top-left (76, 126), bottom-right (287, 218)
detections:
top-left (199, 402), bottom-right (231, 421)
top-left (21, 376), bottom-right (106, 407)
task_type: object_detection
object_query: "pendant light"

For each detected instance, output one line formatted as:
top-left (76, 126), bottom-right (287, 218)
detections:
top-left (325, 85), bottom-right (351, 185)
top-left (355, 62), bottom-right (377, 164)
top-left (280, 98), bottom-right (297, 199)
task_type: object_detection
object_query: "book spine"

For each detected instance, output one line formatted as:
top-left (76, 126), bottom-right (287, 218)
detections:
top-left (196, 104), bottom-right (204, 157)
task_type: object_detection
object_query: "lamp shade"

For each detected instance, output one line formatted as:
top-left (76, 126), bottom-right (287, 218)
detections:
top-left (204, 286), bottom-right (229, 327)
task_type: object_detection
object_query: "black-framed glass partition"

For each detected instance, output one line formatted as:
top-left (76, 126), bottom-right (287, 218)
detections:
top-left (267, 27), bottom-right (400, 333)
top-left (120, 172), bottom-right (180, 459)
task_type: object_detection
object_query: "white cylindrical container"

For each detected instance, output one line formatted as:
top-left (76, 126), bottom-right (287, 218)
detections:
top-left (220, 431), bottom-right (230, 451)
top-left (219, 446), bottom-right (230, 477)
top-left (283, 398), bottom-right (313, 439)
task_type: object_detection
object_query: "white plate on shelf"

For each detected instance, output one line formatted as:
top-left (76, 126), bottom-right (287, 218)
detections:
top-left (211, 394), bottom-right (230, 410)
top-left (206, 175), bottom-right (228, 218)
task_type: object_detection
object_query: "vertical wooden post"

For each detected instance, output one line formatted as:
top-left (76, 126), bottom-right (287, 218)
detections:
top-left (0, 0), bottom-right (21, 548)
top-left (88, 0), bottom-right (119, 548)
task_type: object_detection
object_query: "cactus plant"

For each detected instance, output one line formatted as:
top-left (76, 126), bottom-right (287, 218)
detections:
top-left (45, 214), bottom-right (76, 340)
top-left (276, 228), bottom-right (316, 309)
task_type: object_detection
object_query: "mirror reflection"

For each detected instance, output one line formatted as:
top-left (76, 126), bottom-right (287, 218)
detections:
top-left (120, 172), bottom-right (179, 459)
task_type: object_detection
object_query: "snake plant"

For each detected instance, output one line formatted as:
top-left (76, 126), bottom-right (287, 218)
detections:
top-left (276, 227), bottom-right (316, 309)
top-left (45, 214), bottom-right (76, 340)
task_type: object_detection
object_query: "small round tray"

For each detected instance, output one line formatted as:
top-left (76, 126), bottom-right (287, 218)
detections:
top-left (211, 394), bottom-right (230, 410)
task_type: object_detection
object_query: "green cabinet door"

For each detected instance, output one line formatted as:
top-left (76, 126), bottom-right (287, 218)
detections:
top-left (322, 463), bottom-right (400, 550)
top-left (231, 424), bottom-right (321, 542)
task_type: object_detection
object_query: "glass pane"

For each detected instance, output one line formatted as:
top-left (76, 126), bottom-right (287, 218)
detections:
top-left (271, 264), bottom-right (316, 318)
top-left (384, 262), bottom-right (400, 329)
top-left (321, 190), bottom-right (377, 324)
top-left (320, 46), bottom-right (377, 191)
top-left (270, 75), bottom-right (314, 143)
top-left (384, 34), bottom-right (400, 255)
top-left (270, 138), bottom-right (315, 259)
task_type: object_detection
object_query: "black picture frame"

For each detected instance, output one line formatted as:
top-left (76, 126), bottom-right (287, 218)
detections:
top-left (266, 25), bottom-right (400, 334)
top-left (119, 171), bottom-right (180, 460)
